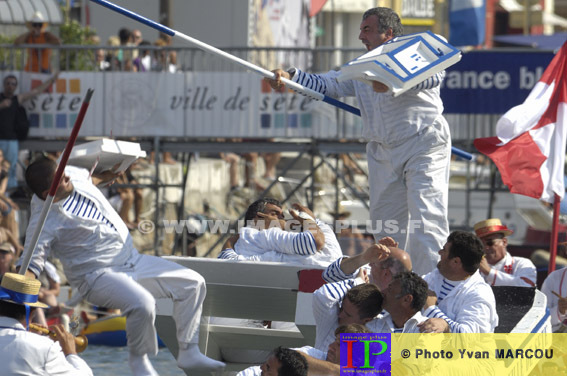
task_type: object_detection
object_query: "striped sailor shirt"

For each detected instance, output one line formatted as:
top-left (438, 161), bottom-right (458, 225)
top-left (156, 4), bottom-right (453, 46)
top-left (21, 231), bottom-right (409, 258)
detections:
top-left (22, 166), bottom-right (135, 288)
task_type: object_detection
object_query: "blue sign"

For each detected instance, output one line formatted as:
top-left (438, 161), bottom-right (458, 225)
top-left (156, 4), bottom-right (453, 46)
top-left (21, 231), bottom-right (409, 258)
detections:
top-left (441, 50), bottom-right (554, 114)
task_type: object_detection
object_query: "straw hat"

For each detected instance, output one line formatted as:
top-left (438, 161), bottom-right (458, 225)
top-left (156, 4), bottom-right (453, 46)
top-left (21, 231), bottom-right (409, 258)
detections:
top-left (473, 218), bottom-right (513, 238)
top-left (26, 11), bottom-right (47, 31)
top-left (0, 273), bottom-right (48, 308)
top-left (0, 242), bottom-right (14, 253)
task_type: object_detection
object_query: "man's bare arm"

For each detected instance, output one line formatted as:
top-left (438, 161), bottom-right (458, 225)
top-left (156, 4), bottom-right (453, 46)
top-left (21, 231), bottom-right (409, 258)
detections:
top-left (301, 353), bottom-right (339, 376)
top-left (339, 243), bottom-right (391, 275)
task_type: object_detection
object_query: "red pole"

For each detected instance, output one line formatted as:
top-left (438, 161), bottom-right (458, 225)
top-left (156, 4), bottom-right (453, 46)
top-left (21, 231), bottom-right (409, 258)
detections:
top-left (18, 89), bottom-right (94, 275)
top-left (48, 89), bottom-right (94, 197)
top-left (548, 193), bottom-right (561, 274)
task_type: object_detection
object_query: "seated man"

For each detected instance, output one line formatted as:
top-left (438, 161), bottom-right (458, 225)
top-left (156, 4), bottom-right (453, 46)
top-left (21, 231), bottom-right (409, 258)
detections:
top-left (323, 237), bottom-right (411, 291)
top-left (237, 346), bottom-right (308, 376)
top-left (237, 324), bottom-right (370, 376)
top-left (370, 271), bottom-right (428, 333)
top-left (301, 323), bottom-right (371, 376)
top-left (219, 198), bottom-right (342, 266)
top-left (474, 219), bottom-right (536, 287)
top-left (314, 254), bottom-right (423, 351)
top-left (0, 273), bottom-right (92, 375)
top-left (541, 267), bottom-right (567, 332)
top-left (313, 276), bottom-right (383, 351)
top-left (419, 231), bottom-right (499, 333)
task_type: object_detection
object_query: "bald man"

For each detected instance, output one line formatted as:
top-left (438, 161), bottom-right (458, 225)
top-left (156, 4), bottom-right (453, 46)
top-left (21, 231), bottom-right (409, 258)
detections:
top-left (323, 237), bottom-right (412, 290)
top-left (312, 239), bottom-right (410, 351)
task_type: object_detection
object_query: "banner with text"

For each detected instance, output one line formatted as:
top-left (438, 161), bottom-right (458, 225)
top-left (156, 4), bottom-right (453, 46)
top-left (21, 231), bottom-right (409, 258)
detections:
top-left (441, 50), bottom-right (555, 114)
top-left (20, 71), bottom-right (361, 139)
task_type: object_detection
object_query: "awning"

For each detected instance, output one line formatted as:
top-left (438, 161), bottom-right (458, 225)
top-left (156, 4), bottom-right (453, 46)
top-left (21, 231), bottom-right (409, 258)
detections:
top-left (492, 32), bottom-right (567, 49)
top-left (0, 0), bottom-right (63, 25)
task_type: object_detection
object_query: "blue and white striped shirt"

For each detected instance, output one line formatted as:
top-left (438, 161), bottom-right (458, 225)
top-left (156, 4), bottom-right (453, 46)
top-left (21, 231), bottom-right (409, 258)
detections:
top-left (62, 191), bottom-right (117, 231)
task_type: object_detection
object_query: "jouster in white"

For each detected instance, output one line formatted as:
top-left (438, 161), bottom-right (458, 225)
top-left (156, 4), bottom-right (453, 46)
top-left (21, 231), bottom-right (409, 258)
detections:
top-left (267, 7), bottom-right (451, 276)
top-left (19, 162), bottom-right (224, 375)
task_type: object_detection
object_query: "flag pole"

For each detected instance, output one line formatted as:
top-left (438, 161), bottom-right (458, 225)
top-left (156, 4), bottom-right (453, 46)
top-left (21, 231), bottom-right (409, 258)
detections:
top-left (18, 89), bottom-right (94, 275)
top-left (548, 193), bottom-right (561, 274)
top-left (89, 0), bottom-right (473, 161)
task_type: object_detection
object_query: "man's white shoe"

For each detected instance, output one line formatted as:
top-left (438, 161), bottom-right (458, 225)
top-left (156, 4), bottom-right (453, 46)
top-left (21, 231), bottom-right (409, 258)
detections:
top-left (177, 344), bottom-right (226, 371)
top-left (128, 353), bottom-right (159, 376)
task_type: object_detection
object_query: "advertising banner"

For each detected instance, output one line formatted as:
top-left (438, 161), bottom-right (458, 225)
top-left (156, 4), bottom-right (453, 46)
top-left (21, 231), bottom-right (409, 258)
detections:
top-left (441, 51), bottom-right (555, 114)
top-left (21, 71), bottom-right (354, 139)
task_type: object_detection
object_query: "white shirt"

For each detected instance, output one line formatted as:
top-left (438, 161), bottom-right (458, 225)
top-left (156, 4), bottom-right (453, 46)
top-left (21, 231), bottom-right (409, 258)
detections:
top-left (541, 267), bottom-right (567, 332)
top-left (423, 269), bottom-right (499, 333)
top-left (21, 166), bottom-right (137, 288)
top-left (43, 261), bottom-right (61, 284)
top-left (367, 311), bottom-right (427, 334)
top-left (483, 252), bottom-right (537, 287)
top-left (312, 278), bottom-right (365, 351)
top-left (291, 67), bottom-right (445, 146)
top-left (219, 220), bottom-right (343, 267)
top-left (0, 317), bottom-right (93, 376)
top-left (237, 365), bottom-right (261, 376)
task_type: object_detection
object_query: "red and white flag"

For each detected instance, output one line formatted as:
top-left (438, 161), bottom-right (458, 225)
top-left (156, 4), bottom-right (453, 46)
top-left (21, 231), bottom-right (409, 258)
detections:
top-left (474, 42), bottom-right (567, 203)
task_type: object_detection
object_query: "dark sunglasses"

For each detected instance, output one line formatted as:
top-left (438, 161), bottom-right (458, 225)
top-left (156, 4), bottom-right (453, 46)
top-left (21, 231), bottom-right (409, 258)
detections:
top-left (32, 23), bottom-right (43, 28)
top-left (485, 238), bottom-right (503, 246)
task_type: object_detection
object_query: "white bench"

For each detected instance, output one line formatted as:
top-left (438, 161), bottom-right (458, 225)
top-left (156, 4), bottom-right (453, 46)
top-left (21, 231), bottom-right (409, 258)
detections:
top-left (154, 257), bottom-right (326, 374)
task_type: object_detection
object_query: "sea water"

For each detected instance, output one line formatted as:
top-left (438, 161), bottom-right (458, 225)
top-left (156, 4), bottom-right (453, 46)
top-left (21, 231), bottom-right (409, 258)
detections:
top-left (80, 346), bottom-right (185, 375)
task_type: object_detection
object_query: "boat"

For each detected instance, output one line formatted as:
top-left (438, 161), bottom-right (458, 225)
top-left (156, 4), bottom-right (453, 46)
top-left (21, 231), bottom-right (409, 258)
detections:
top-left (153, 257), bottom-right (551, 375)
top-left (81, 314), bottom-right (165, 348)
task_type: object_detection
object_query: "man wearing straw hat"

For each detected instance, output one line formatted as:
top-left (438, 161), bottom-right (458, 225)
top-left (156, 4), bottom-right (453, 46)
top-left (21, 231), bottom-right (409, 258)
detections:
top-left (14, 11), bottom-right (61, 73)
top-left (0, 273), bottom-right (93, 375)
top-left (19, 158), bottom-right (225, 375)
top-left (473, 218), bottom-right (537, 287)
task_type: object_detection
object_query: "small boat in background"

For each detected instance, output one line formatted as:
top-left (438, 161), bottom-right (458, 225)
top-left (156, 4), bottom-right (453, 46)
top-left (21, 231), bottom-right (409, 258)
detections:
top-left (82, 314), bottom-right (165, 348)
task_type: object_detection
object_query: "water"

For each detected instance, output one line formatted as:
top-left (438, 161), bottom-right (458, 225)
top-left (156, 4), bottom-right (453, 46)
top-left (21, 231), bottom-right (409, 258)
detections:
top-left (80, 345), bottom-right (185, 375)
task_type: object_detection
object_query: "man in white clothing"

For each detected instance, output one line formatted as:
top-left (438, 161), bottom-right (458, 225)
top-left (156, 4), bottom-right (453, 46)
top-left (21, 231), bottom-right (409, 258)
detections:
top-left (473, 218), bottom-right (537, 287)
top-left (0, 272), bottom-right (93, 376)
top-left (541, 268), bottom-right (567, 332)
top-left (267, 7), bottom-right (451, 276)
top-left (18, 158), bottom-right (225, 375)
top-left (369, 271), bottom-right (428, 333)
top-left (219, 198), bottom-right (342, 266)
top-left (237, 324), bottom-right (370, 376)
top-left (419, 231), bottom-right (498, 333)
top-left (313, 274), bottom-right (382, 351)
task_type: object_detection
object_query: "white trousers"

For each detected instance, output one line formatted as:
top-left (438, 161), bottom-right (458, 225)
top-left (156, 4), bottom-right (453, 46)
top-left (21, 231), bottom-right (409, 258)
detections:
top-left (79, 253), bottom-right (206, 356)
top-left (367, 118), bottom-right (451, 276)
